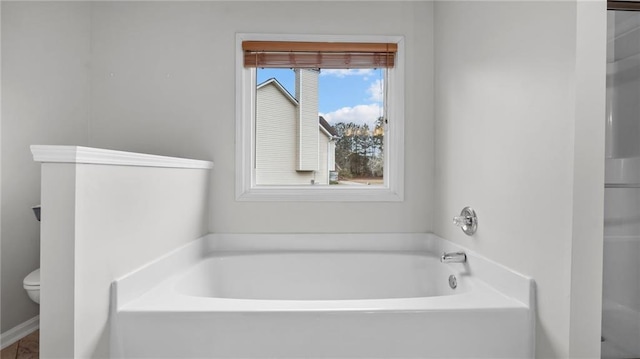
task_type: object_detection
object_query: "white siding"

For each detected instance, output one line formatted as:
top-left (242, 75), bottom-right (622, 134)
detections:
top-left (256, 73), bottom-right (331, 186)
top-left (295, 69), bottom-right (319, 171)
top-left (318, 132), bottom-right (329, 184)
top-left (255, 83), bottom-right (314, 185)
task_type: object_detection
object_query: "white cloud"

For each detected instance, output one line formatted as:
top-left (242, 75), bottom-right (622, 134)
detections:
top-left (367, 79), bottom-right (384, 103)
top-left (320, 69), bottom-right (374, 78)
top-left (320, 104), bottom-right (382, 127)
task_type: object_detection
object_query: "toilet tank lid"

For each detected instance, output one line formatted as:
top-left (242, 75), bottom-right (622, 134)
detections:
top-left (23, 269), bottom-right (40, 286)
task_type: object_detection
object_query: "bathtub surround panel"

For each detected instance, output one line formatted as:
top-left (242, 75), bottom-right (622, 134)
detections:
top-left (434, 1), bottom-right (606, 358)
top-left (118, 311), bottom-right (530, 359)
top-left (33, 146), bottom-right (212, 358)
top-left (113, 233), bottom-right (534, 358)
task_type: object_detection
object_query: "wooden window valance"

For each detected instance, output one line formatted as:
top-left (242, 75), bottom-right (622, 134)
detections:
top-left (608, 1), bottom-right (640, 11)
top-left (243, 41), bottom-right (397, 69)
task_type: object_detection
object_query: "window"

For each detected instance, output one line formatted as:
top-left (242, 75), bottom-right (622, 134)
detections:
top-left (236, 34), bottom-right (404, 201)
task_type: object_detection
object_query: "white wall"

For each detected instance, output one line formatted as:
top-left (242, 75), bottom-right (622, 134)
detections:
top-left (83, 1), bottom-right (433, 233)
top-left (1, 2), bottom-right (90, 334)
top-left (434, 1), bottom-right (606, 358)
top-left (39, 155), bottom-right (211, 358)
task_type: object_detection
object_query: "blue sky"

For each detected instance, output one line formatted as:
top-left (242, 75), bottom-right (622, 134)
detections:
top-left (257, 68), bottom-right (384, 127)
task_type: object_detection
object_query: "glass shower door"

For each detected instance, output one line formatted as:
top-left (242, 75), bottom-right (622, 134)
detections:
top-left (602, 10), bottom-right (640, 359)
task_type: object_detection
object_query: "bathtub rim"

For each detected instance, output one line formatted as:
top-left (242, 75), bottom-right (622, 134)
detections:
top-left (113, 232), bottom-right (534, 310)
top-left (118, 261), bottom-right (528, 313)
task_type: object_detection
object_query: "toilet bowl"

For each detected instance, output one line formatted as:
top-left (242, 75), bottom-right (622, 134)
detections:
top-left (23, 268), bottom-right (40, 304)
top-left (23, 206), bottom-right (41, 304)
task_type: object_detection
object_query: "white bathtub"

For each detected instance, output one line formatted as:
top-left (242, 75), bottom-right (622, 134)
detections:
top-left (177, 251), bottom-right (470, 301)
top-left (112, 233), bottom-right (534, 358)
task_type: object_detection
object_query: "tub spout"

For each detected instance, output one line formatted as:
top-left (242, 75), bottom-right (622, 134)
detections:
top-left (441, 251), bottom-right (467, 263)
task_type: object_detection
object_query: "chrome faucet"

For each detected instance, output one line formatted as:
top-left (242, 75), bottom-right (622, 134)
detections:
top-left (441, 251), bottom-right (467, 263)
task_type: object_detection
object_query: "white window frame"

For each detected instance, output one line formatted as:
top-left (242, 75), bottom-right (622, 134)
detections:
top-left (235, 33), bottom-right (404, 202)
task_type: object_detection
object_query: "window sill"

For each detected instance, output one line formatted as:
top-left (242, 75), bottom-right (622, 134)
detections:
top-left (236, 185), bottom-right (403, 202)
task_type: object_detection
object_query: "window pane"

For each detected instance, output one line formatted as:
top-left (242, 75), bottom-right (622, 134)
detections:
top-left (255, 68), bottom-right (385, 186)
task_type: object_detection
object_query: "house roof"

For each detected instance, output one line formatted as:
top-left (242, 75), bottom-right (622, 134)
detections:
top-left (319, 116), bottom-right (338, 137)
top-left (257, 78), bottom-right (298, 105)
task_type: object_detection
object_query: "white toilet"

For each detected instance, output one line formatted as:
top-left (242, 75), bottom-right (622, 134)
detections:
top-left (23, 205), bottom-right (41, 304)
top-left (23, 268), bottom-right (40, 304)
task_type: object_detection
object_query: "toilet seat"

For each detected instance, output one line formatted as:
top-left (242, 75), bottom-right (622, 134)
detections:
top-left (23, 268), bottom-right (40, 304)
top-left (23, 268), bottom-right (40, 287)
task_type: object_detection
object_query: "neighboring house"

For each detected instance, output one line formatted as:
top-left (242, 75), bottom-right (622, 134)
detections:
top-left (255, 69), bottom-right (337, 185)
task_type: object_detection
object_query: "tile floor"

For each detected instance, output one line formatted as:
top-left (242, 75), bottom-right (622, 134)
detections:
top-left (0, 331), bottom-right (38, 359)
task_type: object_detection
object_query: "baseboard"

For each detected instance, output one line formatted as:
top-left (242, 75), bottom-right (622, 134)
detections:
top-left (0, 315), bottom-right (39, 350)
